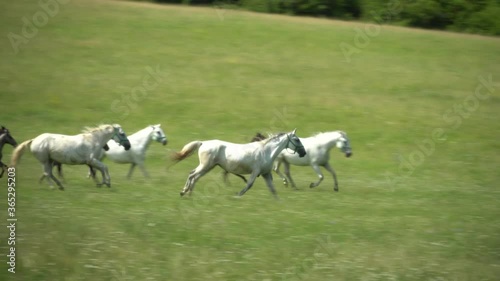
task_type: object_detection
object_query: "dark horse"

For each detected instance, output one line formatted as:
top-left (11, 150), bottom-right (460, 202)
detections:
top-left (222, 132), bottom-right (267, 184)
top-left (0, 126), bottom-right (17, 178)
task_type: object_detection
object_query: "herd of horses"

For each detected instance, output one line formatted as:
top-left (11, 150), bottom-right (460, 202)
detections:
top-left (1, 124), bottom-right (352, 198)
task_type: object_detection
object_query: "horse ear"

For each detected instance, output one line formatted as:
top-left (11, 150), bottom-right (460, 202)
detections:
top-left (292, 128), bottom-right (297, 134)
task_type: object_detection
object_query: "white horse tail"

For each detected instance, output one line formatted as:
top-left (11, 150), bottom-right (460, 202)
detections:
top-left (171, 141), bottom-right (203, 162)
top-left (10, 139), bottom-right (33, 167)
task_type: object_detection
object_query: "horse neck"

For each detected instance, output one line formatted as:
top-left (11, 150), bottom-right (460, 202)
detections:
top-left (0, 134), bottom-right (11, 149)
top-left (132, 127), bottom-right (154, 148)
top-left (0, 134), bottom-right (5, 150)
top-left (92, 128), bottom-right (114, 146)
top-left (262, 135), bottom-right (289, 160)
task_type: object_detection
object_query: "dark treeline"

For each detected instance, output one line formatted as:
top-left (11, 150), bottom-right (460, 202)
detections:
top-left (151, 0), bottom-right (500, 35)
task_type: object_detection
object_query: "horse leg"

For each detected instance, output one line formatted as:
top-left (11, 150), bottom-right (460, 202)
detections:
top-left (87, 165), bottom-right (98, 181)
top-left (323, 162), bottom-right (339, 192)
top-left (138, 163), bottom-right (150, 178)
top-left (237, 172), bottom-right (259, 196)
top-left (44, 162), bottom-right (64, 190)
top-left (127, 163), bottom-right (136, 179)
top-left (234, 173), bottom-right (248, 184)
top-left (39, 164), bottom-right (50, 185)
top-left (88, 159), bottom-right (110, 187)
top-left (181, 170), bottom-right (195, 196)
top-left (180, 164), bottom-right (214, 196)
top-left (222, 170), bottom-right (230, 185)
top-left (39, 174), bottom-right (47, 184)
top-left (309, 164), bottom-right (324, 188)
top-left (283, 161), bottom-right (297, 189)
top-left (262, 172), bottom-right (279, 199)
top-left (273, 160), bottom-right (288, 186)
top-left (54, 161), bottom-right (65, 183)
top-left (221, 170), bottom-right (246, 185)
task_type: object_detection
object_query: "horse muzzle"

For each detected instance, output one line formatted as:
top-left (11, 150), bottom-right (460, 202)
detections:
top-left (123, 141), bottom-right (131, 151)
top-left (345, 151), bottom-right (352, 158)
top-left (162, 139), bottom-right (168, 146)
top-left (298, 148), bottom-right (307, 158)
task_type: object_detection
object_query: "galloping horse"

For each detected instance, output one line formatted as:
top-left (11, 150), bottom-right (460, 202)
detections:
top-left (55, 124), bottom-right (168, 180)
top-left (52, 143), bottom-right (110, 182)
top-left (172, 129), bottom-right (306, 198)
top-left (0, 126), bottom-right (17, 178)
top-left (273, 131), bottom-right (352, 191)
top-left (222, 132), bottom-right (267, 184)
top-left (11, 124), bottom-right (131, 190)
top-left (102, 124), bottom-right (167, 178)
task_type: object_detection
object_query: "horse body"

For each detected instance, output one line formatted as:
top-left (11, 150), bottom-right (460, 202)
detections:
top-left (0, 126), bottom-right (17, 178)
top-left (222, 132), bottom-right (267, 184)
top-left (55, 124), bottom-right (167, 180)
top-left (102, 124), bottom-right (167, 178)
top-left (278, 132), bottom-right (340, 166)
top-left (172, 129), bottom-right (306, 198)
top-left (11, 124), bottom-right (130, 190)
top-left (201, 140), bottom-right (281, 175)
top-left (31, 133), bottom-right (102, 165)
top-left (274, 131), bottom-right (352, 191)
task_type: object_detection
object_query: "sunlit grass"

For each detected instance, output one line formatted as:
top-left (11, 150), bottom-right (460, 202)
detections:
top-left (0, 0), bottom-right (499, 280)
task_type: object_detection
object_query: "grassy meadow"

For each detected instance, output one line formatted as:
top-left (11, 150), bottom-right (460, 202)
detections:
top-left (1, 0), bottom-right (500, 280)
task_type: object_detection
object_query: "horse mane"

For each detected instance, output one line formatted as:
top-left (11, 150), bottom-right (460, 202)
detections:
top-left (82, 124), bottom-right (112, 134)
top-left (312, 131), bottom-right (346, 138)
top-left (260, 132), bottom-right (286, 145)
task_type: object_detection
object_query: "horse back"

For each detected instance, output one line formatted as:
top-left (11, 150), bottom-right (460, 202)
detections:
top-left (31, 133), bottom-right (96, 164)
top-left (200, 140), bottom-right (262, 174)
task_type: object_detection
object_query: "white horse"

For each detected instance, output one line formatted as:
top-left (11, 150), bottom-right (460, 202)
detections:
top-left (55, 124), bottom-right (167, 180)
top-left (92, 124), bottom-right (167, 179)
top-left (10, 124), bottom-right (131, 190)
top-left (172, 129), bottom-right (306, 198)
top-left (273, 131), bottom-right (352, 191)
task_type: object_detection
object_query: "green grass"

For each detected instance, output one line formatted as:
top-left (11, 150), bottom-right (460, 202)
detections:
top-left (1, 0), bottom-right (500, 280)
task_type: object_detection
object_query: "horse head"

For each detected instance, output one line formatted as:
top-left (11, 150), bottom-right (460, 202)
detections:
top-left (111, 124), bottom-right (131, 151)
top-left (0, 126), bottom-right (17, 147)
top-left (151, 124), bottom-right (168, 145)
top-left (336, 131), bottom-right (352, 158)
top-left (287, 129), bottom-right (306, 157)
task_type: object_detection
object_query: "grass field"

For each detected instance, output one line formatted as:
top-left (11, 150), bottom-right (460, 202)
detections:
top-left (1, 0), bottom-right (500, 280)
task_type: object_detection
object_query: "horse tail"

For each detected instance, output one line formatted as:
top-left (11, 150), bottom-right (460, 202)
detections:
top-left (171, 141), bottom-right (203, 162)
top-left (10, 139), bottom-right (33, 167)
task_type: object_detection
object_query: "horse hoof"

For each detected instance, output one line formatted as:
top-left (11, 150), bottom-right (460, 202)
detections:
top-left (59, 187), bottom-right (64, 191)
top-left (180, 192), bottom-right (184, 197)
top-left (309, 183), bottom-right (315, 188)
top-left (334, 188), bottom-right (339, 192)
